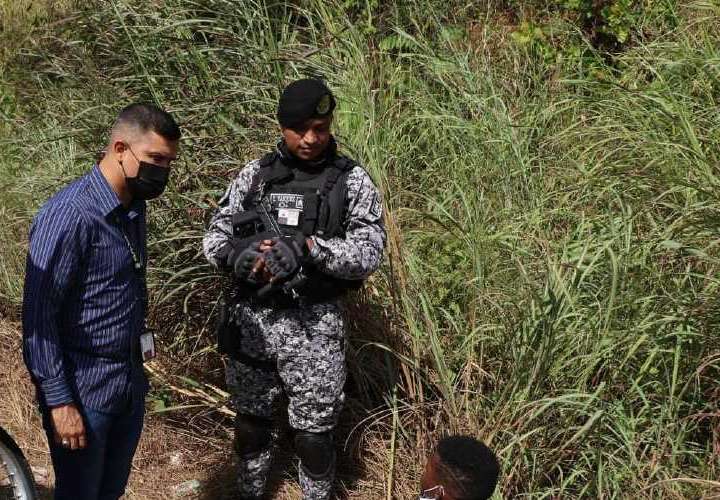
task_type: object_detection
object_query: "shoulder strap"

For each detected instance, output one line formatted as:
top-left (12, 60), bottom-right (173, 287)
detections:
top-left (316, 156), bottom-right (355, 235)
top-left (321, 156), bottom-right (354, 198)
top-left (259, 152), bottom-right (276, 167)
top-left (260, 152), bottom-right (292, 185)
top-left (241, 152), bottom-right (287, 210)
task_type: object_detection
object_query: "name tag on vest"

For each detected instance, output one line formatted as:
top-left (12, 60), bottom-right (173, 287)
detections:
top-left (269, 193), bottom-right (304, 209)
top-left (270, 193), bottom-right (304, 227)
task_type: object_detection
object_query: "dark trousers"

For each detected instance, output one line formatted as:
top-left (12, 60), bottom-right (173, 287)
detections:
top-left (42, 397), bottom-right (145, 500)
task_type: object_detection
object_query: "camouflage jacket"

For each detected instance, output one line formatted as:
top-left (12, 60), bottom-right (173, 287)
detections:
top-left (203, 154), bottom-right (386, 281)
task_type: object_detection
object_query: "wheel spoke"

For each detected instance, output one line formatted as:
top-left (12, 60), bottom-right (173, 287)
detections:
top-left (0, 429), bottom-right (36, 500)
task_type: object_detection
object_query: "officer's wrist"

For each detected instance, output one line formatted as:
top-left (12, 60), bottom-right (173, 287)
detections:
top-left (290, 232), bottom-right (311, 261)
top-left (308, 236), bottom-right (323, 261)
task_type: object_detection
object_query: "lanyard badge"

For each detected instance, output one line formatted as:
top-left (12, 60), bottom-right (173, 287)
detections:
top-left (140, 331), bottom-right (156, 362)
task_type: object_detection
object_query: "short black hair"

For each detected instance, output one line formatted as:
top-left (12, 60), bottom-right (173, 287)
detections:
top-left (114, 102), bottom-right (181, 141)
top-left (436, 436), bottom-right (499, 500)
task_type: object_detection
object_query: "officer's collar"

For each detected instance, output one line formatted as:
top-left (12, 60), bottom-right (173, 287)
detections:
top-left (276, 137), bottom-right (338, 169)
top-left (261, 138), bottom-right (337, 185)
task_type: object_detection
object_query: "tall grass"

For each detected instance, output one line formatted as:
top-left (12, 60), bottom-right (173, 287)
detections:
top-left (2, 0), bottom-right (720, 496)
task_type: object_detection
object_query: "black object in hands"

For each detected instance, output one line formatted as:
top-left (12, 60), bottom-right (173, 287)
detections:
top-left (231, 241), bottom-right (263, 281)
top-left (264, 235), bottom-right (306, 281)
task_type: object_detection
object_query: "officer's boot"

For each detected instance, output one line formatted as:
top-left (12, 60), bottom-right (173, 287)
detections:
top-left (295, 431), bottom-right (335, 500)
top-left (237, 447), bottom-right (273, 499)
top-left (298, 461), bottom-right (334, 500)
top-left (235, 414), bottom-right (274, 499)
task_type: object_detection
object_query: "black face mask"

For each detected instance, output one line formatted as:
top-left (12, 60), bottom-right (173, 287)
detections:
top-left (120, 147), bottom-right (170, 200)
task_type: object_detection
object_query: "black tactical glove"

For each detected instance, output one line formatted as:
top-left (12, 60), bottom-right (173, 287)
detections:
top-left (230, 241), bottom-right (263, 282)
top-left (264, 234), bottom-right (308, 281)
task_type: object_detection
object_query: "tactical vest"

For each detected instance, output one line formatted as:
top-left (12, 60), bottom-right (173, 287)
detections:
top-left (238, 151), bottom-right (363, 302)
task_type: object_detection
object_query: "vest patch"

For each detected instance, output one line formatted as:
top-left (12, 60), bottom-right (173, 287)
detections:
top-left (278, 208), bottom-right (301, 226)
top-left (369, 192), bottom-right (382, 218)
top-left (269, 193), bottom-right (304, 210)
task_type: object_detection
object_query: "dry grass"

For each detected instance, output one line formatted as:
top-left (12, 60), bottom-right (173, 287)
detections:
top-left (0, 318), bottom-right (230, 499)
top-left (0, 319), bottom-right (52, 497)
top-left (0, 318), bottom-right (429, 499)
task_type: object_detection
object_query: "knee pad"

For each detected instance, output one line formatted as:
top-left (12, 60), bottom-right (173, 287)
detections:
top-left (295, 431), bottom-right (335, 479)
top-left (234, 413), bottom-right (272, 457)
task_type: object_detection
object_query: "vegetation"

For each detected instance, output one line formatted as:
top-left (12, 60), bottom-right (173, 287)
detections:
top-left (1, 0), bottom-right (720, 497)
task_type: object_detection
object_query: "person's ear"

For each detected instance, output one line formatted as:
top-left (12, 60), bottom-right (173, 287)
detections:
top-left (111, 140), bottom-right (127, 157)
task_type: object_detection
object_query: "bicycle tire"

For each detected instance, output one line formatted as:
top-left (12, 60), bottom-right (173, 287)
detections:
top-left (0, 426), bottom-right (37, 500)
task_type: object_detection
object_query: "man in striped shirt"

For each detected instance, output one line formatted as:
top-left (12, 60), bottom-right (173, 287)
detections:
top-left (22, 103), bottom-right (180, 500)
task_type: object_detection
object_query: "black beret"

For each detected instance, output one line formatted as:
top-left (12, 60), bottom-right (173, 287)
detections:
top-left (277, 78), bottom-right (336, 128)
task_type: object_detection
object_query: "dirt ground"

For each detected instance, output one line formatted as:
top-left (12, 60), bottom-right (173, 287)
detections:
top-left (0, 318), bottom-right (414, 499)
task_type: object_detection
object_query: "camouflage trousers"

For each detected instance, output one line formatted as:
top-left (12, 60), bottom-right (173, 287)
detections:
top-left (225, 298), bottom-right (346, 499)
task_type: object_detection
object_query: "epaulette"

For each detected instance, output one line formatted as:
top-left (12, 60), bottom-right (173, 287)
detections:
top-left (333, 155), bottom-right (356, 172)
top-left (259, 152), bottom-right (278, 167)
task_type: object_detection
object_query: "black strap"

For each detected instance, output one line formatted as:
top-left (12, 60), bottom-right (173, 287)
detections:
top-left (259, 152), bottom-right (276, 167)
top-left (241, 174), bottom-right (262, 211)
top-left (260, 154), bottom-right (292, 184)
top-left (316, 158), bottom-right (353, 235)
top-left (302, 192), bottom-right (320, 235)
top-left (241, 153), bottom-right (280, 210)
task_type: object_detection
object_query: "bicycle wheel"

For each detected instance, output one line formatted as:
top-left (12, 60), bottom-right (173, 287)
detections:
top-left (0, 426), bottom-right (37, 500)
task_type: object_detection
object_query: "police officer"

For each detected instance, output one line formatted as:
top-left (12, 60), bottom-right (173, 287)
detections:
top-left (203, 78), bottom-right (386, 499)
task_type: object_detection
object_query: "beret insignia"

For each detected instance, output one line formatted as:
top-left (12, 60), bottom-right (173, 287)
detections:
top-left (316, 94), bottom-right (331, 115)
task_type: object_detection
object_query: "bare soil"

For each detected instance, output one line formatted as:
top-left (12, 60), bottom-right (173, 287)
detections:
top-left (0, 319), bottom-right (416, 499)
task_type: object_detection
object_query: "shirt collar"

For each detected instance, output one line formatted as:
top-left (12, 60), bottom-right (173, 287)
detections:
top-left (88, 165), bottom-right (144, 219)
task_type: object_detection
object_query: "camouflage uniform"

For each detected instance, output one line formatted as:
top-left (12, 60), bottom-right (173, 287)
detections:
top-left (203, 152), bottom-right (385, 499)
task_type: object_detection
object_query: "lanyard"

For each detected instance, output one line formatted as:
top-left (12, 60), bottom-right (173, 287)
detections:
top-left (114, 214), bottom-right (143, 271)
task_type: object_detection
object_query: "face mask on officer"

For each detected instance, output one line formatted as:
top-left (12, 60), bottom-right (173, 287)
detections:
top-left (118, 144), bottom-right (170, 200)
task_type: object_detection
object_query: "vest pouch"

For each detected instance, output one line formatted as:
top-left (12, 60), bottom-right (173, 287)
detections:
top-left (232, 211), bottom-right (276, 252)
top-left (233, 211), bottom-right (264, 238)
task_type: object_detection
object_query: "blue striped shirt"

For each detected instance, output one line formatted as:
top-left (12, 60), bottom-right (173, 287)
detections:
top-left (22, 165), bottom-right (149, 413)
